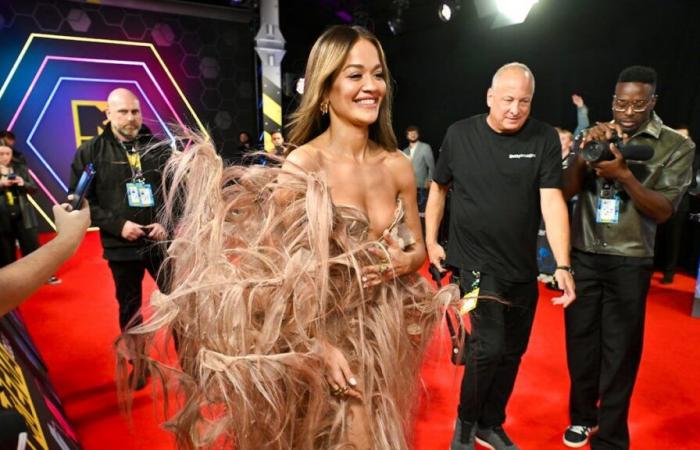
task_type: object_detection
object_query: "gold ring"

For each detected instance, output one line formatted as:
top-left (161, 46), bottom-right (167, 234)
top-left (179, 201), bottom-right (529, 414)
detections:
top-left (378, 263), bottom-right (389, 274)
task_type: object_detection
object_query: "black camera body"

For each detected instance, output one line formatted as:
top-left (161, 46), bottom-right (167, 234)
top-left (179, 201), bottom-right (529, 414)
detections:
top-left (581, 133), bottom-right (625, 163)
top-left (6, 173), bottom-right (16, 180)
top-left (580, 131), bottom-right (654, 163)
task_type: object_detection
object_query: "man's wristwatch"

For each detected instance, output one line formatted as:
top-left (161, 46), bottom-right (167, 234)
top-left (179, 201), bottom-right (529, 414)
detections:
top-left (556, 265), bottom-right (574, 275)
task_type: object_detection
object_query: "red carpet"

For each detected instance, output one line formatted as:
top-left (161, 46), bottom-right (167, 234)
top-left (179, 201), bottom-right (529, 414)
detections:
top-left (18, 231), bottom-right (700, 449)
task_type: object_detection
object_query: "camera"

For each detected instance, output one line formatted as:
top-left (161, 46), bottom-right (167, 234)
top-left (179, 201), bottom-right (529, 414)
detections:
top-left (580, 132), bottom-right (624, 163)
top-left (580, 131), bottom-right (653, 163)
top-left (7, 173), bottom-right (16, 180)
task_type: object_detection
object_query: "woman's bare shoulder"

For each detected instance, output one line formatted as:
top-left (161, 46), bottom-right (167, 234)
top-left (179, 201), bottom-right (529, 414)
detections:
top-left (283, 144), bottom-right (322, 173)
top-left (381, 146), bottom-right (414, 187)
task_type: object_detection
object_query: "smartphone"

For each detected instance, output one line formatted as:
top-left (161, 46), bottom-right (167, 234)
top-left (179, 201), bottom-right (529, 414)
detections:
top-left (70, 163), bottom-right (96, 210)
top-left (7, 173), bottom-right (16, 180)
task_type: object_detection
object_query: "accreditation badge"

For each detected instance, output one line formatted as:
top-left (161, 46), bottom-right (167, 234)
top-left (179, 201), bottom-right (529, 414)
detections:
top-left (126, 182), bottom-right (141, 207)
top-left (126, 182), bottom-right (154, 207)
top-left (138, 183), bottom-right (154, 207)
top-left (459, 270), bottom-right (481, 315)
top-left (595, 196), bottom-right (620, 224)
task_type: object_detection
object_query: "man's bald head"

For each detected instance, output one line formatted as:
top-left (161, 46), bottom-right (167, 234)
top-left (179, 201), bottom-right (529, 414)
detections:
top-left (491, 62), bottom-right (535, 94)
top-left (106, 88), bottom-right (142, 141)
top-left (486, 62), bottom-right (535, 134)
top-left (107, 88), bottom-right (139, 107)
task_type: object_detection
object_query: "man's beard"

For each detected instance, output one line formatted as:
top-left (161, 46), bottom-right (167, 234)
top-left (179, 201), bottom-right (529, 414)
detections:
top-left (116, 125), bottom-right (139, 141)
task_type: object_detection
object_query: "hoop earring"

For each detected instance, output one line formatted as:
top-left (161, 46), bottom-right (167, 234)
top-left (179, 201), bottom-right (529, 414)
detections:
top-left (320, 101), bottom-right (329, 115)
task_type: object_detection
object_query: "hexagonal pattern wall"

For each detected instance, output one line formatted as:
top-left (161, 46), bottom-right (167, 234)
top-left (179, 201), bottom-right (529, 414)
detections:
top-left (0, 0), bottom-right (255, 159)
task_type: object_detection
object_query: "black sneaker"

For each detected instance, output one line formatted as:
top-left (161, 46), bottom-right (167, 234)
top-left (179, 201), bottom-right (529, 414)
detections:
top-left (660, 271), bottom-right (674, 284)
top-left (563, 425), bottom-right (598, 448)
top-left (475, 425), bottom-right (519, 450)
top-left (450, 418), bottom-right (476, 450)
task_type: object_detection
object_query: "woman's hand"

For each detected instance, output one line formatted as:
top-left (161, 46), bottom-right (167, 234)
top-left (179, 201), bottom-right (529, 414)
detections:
top-left (362, 230), bottom-right (411, 288)
top-left (317, 339), bottom-right (361, 400)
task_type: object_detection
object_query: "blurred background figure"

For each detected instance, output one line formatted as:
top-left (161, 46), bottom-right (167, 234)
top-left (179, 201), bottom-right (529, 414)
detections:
top-left (0, 130), bottom-right (26, 164)
top-left (402, 125), bottom-right (434, 233)
top-left (271, 130), bottom-right (288, 156)
top-left (0, 139), bottom-right (60, 284)
top-left (571, 94), bottom-right (590, 135)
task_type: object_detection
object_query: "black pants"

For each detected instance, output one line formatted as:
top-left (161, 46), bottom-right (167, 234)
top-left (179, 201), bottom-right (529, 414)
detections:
top-left (0, 219), bottom-right (40, 268)
top-left (107, 247), bottom-right (169, 331)
top-left (654, 208), bottom-right (685, 274)
top-left (455, 270), bottom-right (539, 427)
top-left (565, 250), bottom-right (652, 450)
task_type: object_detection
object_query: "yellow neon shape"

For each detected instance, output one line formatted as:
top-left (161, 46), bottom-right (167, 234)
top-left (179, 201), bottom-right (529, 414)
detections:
top-left (27, 194), bottom-right (56, 230)
top-left (71, 100), bottom-right (108, 148)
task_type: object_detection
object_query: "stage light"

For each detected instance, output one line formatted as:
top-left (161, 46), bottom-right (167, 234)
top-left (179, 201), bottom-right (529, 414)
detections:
top-left (387, 16), bottom-right (404, 35)
top-left (438, 1), bottom-right (460, 23)
top-left (387, 0), bottom-right (409, 35)
top-left (495, 0), bottom-right (538, 25)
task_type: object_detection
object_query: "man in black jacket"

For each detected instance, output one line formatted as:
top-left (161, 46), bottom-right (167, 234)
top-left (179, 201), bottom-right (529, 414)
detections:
top-left (70, 88), bottom-right (171, 389)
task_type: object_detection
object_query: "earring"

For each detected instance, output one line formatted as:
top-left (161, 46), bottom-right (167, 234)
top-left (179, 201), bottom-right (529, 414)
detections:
top-left (320, 101), bottom-right (329, 115)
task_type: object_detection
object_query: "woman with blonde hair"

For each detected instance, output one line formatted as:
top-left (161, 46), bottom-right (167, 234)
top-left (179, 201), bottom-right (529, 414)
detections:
top-left (121, 25), bottom-right (456, 449)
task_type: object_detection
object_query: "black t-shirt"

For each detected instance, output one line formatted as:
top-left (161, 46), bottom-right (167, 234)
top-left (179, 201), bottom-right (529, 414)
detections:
top-left (434, 114), bottom-right (562, 281)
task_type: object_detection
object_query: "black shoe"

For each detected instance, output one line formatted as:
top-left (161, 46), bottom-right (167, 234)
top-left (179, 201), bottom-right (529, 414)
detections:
top-left (450, 418), bottom-right (476, 450)
top-left (563, 425), bottom-right (598, 448)
top-left (660, 272), bottom-right (674, 284)
top-left (475, 425), bottom-right (519, 450)
top-left (128, 366), bottom-right (149, 391)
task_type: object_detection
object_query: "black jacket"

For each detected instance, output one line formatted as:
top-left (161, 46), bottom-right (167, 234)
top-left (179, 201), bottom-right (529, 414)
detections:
top-left (69, 124), bottom-right (171, 261)
top-left (0, 163), bottom-right (38, 232)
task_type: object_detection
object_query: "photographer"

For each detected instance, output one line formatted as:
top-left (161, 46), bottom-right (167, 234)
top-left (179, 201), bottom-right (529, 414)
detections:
top-left (562, 66), bottom-right (694, 449)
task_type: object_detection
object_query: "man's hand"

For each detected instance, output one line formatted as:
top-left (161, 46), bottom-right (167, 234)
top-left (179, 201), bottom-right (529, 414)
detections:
top-left (592, 144), bottom-right (632, 182)
top-left (13, 176), bottom-right (24, 187)
top-left (121, 220), bottom-right (145, 241)
top-left (144, 223), bottom-right (167, 241)
top-left (572, 94), bottom-right (585, 108)
top-left (426, 242), bottom-right (447, 273)
top-left (53, 200), bottom-right (90, 254)
top-left (551, 269), bottom-right (576, 308)
top-left (582, 121), bottom-right (626, 145)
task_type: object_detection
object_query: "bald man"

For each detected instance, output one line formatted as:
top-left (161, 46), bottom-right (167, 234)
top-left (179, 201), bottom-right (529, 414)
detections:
top-left (69, 88), bottom-right (171, 390)
top-left (426, 63), bottom-right (575, 450)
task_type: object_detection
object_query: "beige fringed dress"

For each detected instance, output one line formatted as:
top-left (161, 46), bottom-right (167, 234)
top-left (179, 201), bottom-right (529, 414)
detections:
top-left (125, 143), bottom-right (457, 450)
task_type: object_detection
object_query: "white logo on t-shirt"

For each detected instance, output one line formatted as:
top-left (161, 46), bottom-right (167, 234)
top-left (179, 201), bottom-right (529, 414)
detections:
top-left (509, 153), bottom-right (536, 159)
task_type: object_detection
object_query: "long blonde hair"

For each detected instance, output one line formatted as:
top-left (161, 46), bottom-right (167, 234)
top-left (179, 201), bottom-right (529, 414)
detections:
top-left (287, 25), bottom-right (397, 151)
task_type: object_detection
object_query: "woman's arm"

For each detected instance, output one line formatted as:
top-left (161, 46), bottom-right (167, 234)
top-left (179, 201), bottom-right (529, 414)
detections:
top-left (363, 153), bottom-right (426, 287)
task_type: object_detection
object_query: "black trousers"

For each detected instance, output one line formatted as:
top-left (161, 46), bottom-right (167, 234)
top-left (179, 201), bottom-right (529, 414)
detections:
top-left (0, 218), bottom-right (40, 268)
top-left (107, 246), bottom-right (169, 331)
top-left (565, 250), bottom-right (652, 450)
top-left (455, 270), bottom-right (539, 427)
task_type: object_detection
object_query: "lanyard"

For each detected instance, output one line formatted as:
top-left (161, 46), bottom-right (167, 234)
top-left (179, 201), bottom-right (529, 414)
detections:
top-left (121, 141), bottom-right (144, 182)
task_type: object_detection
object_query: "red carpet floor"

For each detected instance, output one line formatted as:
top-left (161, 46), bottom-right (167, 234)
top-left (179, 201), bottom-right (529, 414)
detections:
top-left (18, 231), bottom-right (700, 449)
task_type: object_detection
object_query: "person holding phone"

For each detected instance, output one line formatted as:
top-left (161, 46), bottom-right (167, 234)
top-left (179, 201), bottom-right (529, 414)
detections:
top-left (0, 140), bottom-right (62, 284)
top-left (69, 88), bottom-right (172, 390)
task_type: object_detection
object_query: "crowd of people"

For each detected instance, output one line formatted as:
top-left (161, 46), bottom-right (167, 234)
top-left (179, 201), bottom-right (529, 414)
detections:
top-left (0, 23), bottom-right (696, 450)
